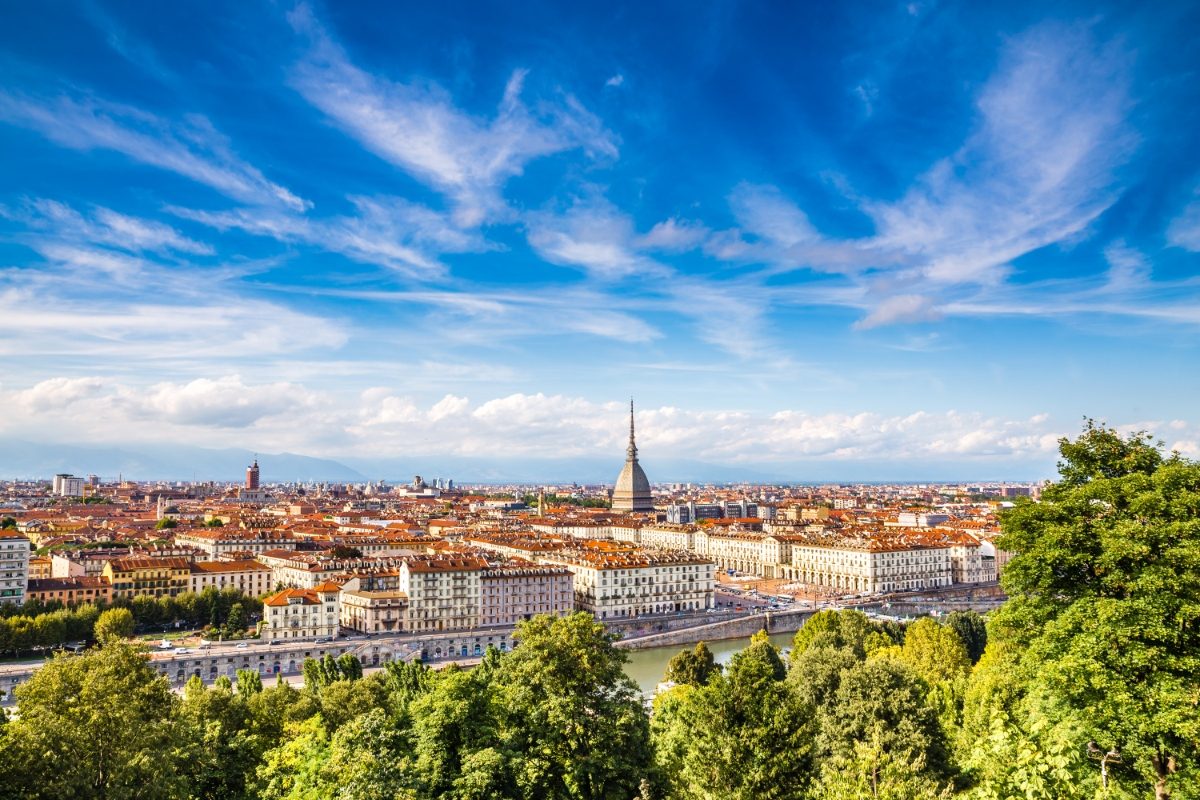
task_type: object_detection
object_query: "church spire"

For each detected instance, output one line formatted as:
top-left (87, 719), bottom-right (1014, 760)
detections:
top-left (627, 398), bottom-right (638, 460)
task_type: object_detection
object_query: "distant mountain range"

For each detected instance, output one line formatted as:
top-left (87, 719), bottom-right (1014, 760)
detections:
top-left (0, 439), bottom-right (366, 483)
top-left (0, 437), bottom-right (1052, 485)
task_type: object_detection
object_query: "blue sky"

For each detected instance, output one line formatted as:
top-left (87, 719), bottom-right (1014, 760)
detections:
top-left (1, 1), bottom-right (1198, 479)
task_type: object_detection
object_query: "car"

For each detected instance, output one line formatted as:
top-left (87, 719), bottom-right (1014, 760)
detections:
top-left (158, 640), bottom-right (172, 649)
top-left (173, 647), bottom-right (190, 655)
top-left (235, 642), bottom-right (249, 649)
top-left (268, 640), bottom-right (280, 645)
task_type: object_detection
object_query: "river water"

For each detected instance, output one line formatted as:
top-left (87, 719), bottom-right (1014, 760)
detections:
top-left (622, 631), bottom-right (796, 696)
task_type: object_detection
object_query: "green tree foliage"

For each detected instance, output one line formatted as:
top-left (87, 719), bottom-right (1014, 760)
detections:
top-left (301, 652), bottom-right (364, 694)
top-left (179, 675), bottom-right (267, 800)
top-left (0, 516), bottom-right (16, 529)
top-left (875, 617), bottom-right (971, 686)
top-left (489, 612), bottom-right (653, 799)
top-left (255, 716), bottom-right (333, 800)
top-left (94, 606), bottom-right (135, 643)
top-left (225, 602), bottom-right (247, 637)
top-left (4, 644), bottom-right (188, 799)
top-left (817, 658), bottom-right (952, 787)
top-left (790, 608), bottom-right (895, 664)
top-left (813, 734), bottom-right (953, 800)
top-left (992, 421), bottom-right (1200, 798)
top-left (155, 517), bottom-right (177, 529)
top-left (237, 668), bottom-right (264, 697)
top-left (663, 640), bottom-right (720, 686)
top-left (944, 611), bottom-right (988, 664)
top-left (653, 631), bottom-right (816, 799)
top-left (410, 665), bottom-right (509, 799)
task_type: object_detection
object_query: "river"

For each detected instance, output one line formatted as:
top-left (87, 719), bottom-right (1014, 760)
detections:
top-left (622, 631), bottom-right (796, 696)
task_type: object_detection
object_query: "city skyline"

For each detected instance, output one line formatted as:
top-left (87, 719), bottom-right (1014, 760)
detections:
top-left (2, 2), bottom-right (1199, 478)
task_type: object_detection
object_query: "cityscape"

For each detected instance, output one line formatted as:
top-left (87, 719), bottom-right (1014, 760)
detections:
top-left (2, 2), bottom-right (1199, 799)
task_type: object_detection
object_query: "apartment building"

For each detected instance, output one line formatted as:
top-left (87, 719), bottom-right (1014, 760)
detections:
top-left (189, 560), bottom-right (273, 597)
top-left (542, 548), bottom-right (714, 619)
top-left (479, 561), bottom-right (574, 626)
top-left (102, 556), bottom-right (192, 599)
top-left (788, 535), bottom-right (953, 594)
top-left (638, 524), bottom-right (695, 551)
top-left (339, 579), bottom-right (409, 634)
top-left (261, 582), bottom-right (341, 640)
top-left (25, 576), bottom-right (112, 606)
top-left (0, 530), bottom-right (30, 605)
top-left (175, 529), bottom-right (296, 557)
top-left (399, 557), bottom-right (485, 632)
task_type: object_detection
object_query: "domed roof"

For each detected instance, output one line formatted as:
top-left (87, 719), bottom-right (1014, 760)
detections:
top-left (612, 400), bottom-right (653, 512)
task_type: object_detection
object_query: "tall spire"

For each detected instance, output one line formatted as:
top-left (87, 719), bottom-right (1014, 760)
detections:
top-left (627, 398), bottom-right (638, 460)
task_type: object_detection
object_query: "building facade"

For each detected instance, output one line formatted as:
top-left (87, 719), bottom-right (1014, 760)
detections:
top-left (479, 562), bottom-right (575, 627)
top-left (0, 530), bottom-right (30, 605)
top-left (189, 560), bottom-right (273, 597)
top-left (261, 582), bottom-right (340, 640)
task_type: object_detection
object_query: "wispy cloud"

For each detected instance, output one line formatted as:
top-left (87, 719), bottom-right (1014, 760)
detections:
top-left (170, 195), bottom-right (488, 279)
top-left (0, 92), bottom-right (308, 210)
top-left (706, 22), bottom-right (1141, 329)
top-left (525, 196), bottom-right (669, 280)
top-left (287, 3), bottom-right (617, 227)
top-left (1167, 189), bottom-right (1200, 251)
top-left (2, 199), bottom-right (213, 256)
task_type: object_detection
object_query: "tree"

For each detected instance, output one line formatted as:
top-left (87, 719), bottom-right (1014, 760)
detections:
top-left (944, 611), bottom-right (988, 664)
top-left (876, 617), bottom-right (971, 686)
top-left (992, 422), bottom-right (1200, 799)
top-left (0, 516), bottom-right (16, 529)
top-left (155, 517), bottom-right (177, 530)
top-left (255, 716), bottom-right (332, 800)
top-left (130, 594), bottom-right (162, 626)
top-left (237, 668), bottom-right (263, 697)
top-left (179, 675), bottom-right (264, 800)
top-left (410, 666), bottom-right (509, 799)
top-left (813, 734), bottom-right (953, 800)
top-left (663, 641), bottom-right (720, 686)
top-left (329, 545), bottom-right (364, 559)
top-left (206, 518), bottom-right (225, 527)
top-left (491, 612), bottom-right (653, 800)
top-left (94, 607), bottom-right (135, 643)
top-left (654, 631), bottom-right (816, 799)
top-left (790, 609), bottom-right (883, 664)
top-left (817, 659), bottom-right (952, 786)
top-left (4, 644), bottom-right (188, 799)
top-left (225, 602), bottom-right (247, 637)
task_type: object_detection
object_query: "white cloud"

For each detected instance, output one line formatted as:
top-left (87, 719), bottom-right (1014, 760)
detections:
top-left (287, 4), bottom-right (616, 227)
top-left (0, 242), bottom-right (347, 360)
top-left (703, 22), bottom-right (1140, 330)
top-left (128, 376), bottom-right (318, 427)
top-left (0, 93), bottom-right (307, 210)
top-left (867, 23), bottom-right (1134, 287)
top-left (0, 381), bottom-right (1094, 469)
top-left (636, 217), bottom-right (710, 252)
top-left (1167, 193), bottom-right (1200, 251)
top-left (605, 74), bottom-right (625, 88)
top-left (525, 197), bottom-right (668, 280)
top-left (171, 195), bottom-right (487, 279)
top-left (853, 294), bottom-right (942, 330)
top-left (2, 199), bottom-right (213, 255)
